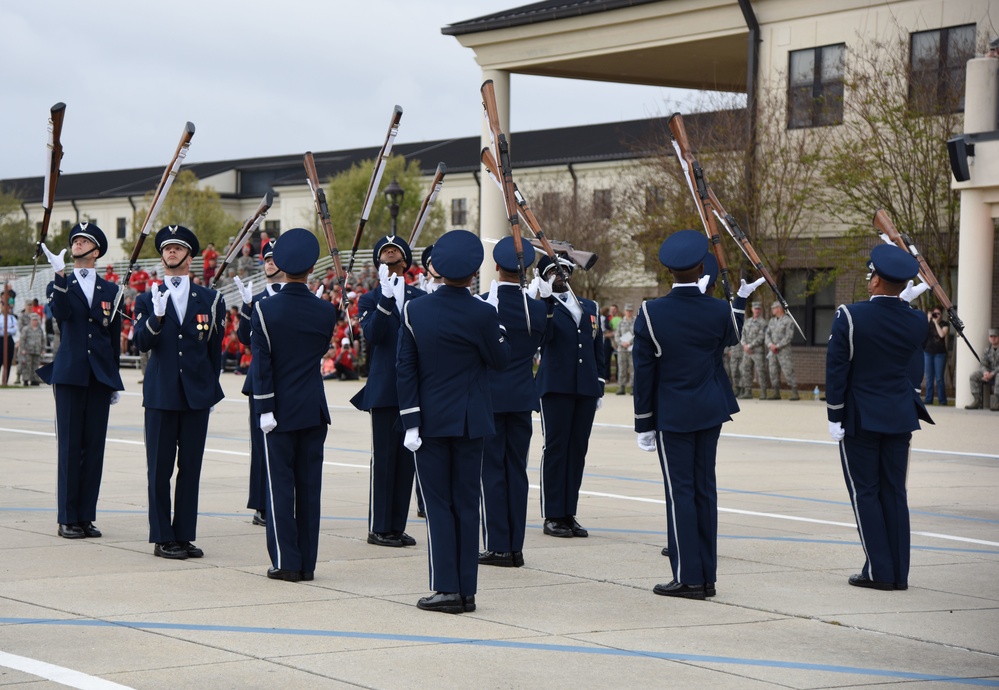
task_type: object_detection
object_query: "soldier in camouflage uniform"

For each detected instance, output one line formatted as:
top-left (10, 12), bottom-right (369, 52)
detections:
top-left (966, 328), bottom-right (999, 411)
top-left (724, 343), bottom-right (743, 395)
top-left (615, 304), bottom-right (636, 395)
top-left (19, 314), bottom-right (46, 386)
top-left (766, 301), bottom-right (798, 400)
top-left (738, 301), bottom-right (768, 399)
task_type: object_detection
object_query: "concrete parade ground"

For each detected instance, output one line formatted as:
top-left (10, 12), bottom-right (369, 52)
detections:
top-left (1, 369), bottom-right (997, 689)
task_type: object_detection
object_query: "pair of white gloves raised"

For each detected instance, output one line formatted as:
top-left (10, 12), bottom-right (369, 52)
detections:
top-left (379, 263), bottom-right (406, 307)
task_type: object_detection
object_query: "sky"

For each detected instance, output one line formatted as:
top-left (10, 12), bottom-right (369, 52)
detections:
top-left (0, 0), bottom-right (700, 181)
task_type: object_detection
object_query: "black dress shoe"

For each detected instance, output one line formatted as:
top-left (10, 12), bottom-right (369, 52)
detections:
top-left (301, 571), bottom-right (314, 581)
top-left (78, 522), bottom-right (102, 538)
top-left (705, 582), bottom-right (716, 597)
top-left (653, 580), bottom-right (706, 600)
top-left (395, 531), bottom-right (417, 546)
top-left (367, 532), bottom-right (404, 547)
top-left (543, 519), bottom-right (572, 538)
top-left (417, 592), bottom-right (464, 614)
top-left (567, 517), bottom-right (588, 538)
top-left (478, 550), bottom-right (515, 567)
top-left (848, 573), bottom-right (893, 591)
top-left (462, 595), bottom-right (476, 612)
top-left (252, 510), bottom-right (266, 526)
top-left (267, 567), bottom-right (302, 582)
top-left (154, 541), bottom-right (189, 559)
top-left (181, 541), bottom-right (204, 558)
top-left (661, 546), bottom-right (669, 557)
top-left (58, 524), bottom-right (85, 539)
top-left (512, 551), bottom-right (525, 567)
top-left (417, 509), bottom-right (426, 519)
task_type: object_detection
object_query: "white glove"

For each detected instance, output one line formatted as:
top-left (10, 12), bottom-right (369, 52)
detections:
top-left (527, 272), bottom-right (554, 299)
top-left (899, 278), bottom-right (930, 303)
top-left (596, 397), bottom-right (603, 411)
top-left (828, 421), bottom-right (845, 442)
top-left (233, 276), bottom-right (253, 305)
top-left (378, 263), bottom-right (393, 299)
top-left (696, 274), bottom-right (712, 294)
top-left (110, 391), bottom-right (120, 406)
top-left (260, 411), bottom-right (277, 434)
top-left (424, 276), bottom-right (439, 294)
top-left (417, 273), bottom-right (428, 291)
top-left (403, 427), bottom-right (422, 452)
top-left (391, 273), bottom-right (405, 308)
top-left (637, 431), bottom-right (657, 452)
top-left (738, 277), bottom-right (766, 298)
top-left (315, 284), bottom-right (324, 299)
top-left (478, 280), bottom-right (499, 311)
top-left (151, 288), bottom-right (167, 317)
top-left (41, 243), bottom-right (66, 273)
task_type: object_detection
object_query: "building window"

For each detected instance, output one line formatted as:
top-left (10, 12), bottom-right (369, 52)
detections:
top-left (783, 270), bottom-right (836, 346)
top-left (60, 220), bottom-right (71, 231)
top-left (541, 192), bottom-right (562, 216)
top-left (788, 44), bottom-right (845, 129)
top-left (450, 198), bottom-right (467, 226)
top-left (910, 24), bottom-right (976, 113)
top-left (116, 217), bottom-right (127, 239)
top-left (645, 186), bottom-right (665, 215)
top-left (264, 220), bottom-right (280, 234)
top-left (593, 189), bottom-right (613, 219)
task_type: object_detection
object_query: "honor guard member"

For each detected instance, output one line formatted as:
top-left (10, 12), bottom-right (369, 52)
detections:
top-left (251, 229), bottom-right (338, 582)
top-left (535, 253), bottom-right (606, 539)
top-left (633, 231), bottom-right (741, 599)
top-left (234, 238), bottom-right (284, 527)
top-left (478, 238), bottom-right (548, 568)
top-left (826, 244), bottom-right (932, 591)
top-left (38, 223), bottom-right (124, 539)
top-left (397, 229), bottom-right (510, 613)
top-left (134, 225), bottom-right (225, 560)
top-left (350, 235), bottom-right (426, 548)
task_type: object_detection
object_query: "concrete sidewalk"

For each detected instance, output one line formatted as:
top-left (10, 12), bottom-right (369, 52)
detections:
top-left (1, 369), bottom-right (997, 689)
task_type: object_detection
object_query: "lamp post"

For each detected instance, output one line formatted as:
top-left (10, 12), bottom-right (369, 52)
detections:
top-left (384, 178), bottom-right (404, 235)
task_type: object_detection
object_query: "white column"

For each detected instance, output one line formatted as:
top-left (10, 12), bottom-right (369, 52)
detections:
top-left (479, 69), bottom-right (510, 286)
top-left (954, 56), bottom-right (998, 407)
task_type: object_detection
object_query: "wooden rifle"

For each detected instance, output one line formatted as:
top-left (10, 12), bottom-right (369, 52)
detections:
top-left (346, 105), bottom-right (403, 275)
top-left (408, 162), bottom-right (446, 247)
top-left (30, 102), bottom-right (67, 290)
top-left (873, 208), bottom-right (980, 363)
top-left (112, 121), bottom-right (195, 320)
top-left (667, 113), bottom-right (739, 331)
top-left (304, 151), bottom-right (354, 342)
top-left (212, 191), bottom-right (272, 288)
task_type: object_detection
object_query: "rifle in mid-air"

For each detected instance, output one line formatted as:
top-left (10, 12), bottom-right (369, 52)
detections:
top-left (873, 208), bottom-right (980, 363)
top-left (346, 105), bottom-right (403, 275)
top-left (212, 191), bottom-right (272, 288)
top-left (112, 121), bottom-right (195, 320)
top-left (30, 102), bottom-right (67, 290)
top-left (408, 162), bottom-right (446, 247)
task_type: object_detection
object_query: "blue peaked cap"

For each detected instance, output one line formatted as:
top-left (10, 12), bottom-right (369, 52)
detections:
top-left (69, 222), bottom-right (108, 259)
top-left (155, 225), bottom-right (200, 258)
top-left (869, 244), bottom-right (919, 283)
top-left (659, 229), bottom-right (708, 271)
top-left (432, 230), bottom-right (483, 280)
top-left (493, 236), bottom-right (536, 272)
top-left (273, 228), bottom-right (319, 275)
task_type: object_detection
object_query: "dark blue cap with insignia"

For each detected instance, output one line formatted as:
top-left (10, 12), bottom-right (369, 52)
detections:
top-left (493, 236), bottom-right (536, 272)
top-left (155, 225), bottom-right (200, 258)
top-left (262, 238), bottom-right (278, 260)
top-left (659, 230), bottom-right (708, 270)
top-left (537, 253), bottom-right (575, 277)
top-left (869, 244), bottom-right (919, 283)
top-left (69, 222), bottom-right (108, 258)
top-left (420, 244), bottom-right (434, 271)
top-left (431, 230), bottom-right (483, 280)
top-left (701, 252), bottom-right (719, 288)
top-left (372, 235), bottom-right (413, 270)
top-left (273, 227), bottom-right (319, 275)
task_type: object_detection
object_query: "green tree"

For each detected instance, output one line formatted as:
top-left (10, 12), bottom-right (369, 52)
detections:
top-left (324, 155), bottom-right (445, 264)
top-left (0, 187), bottom-right (35, 266)
top-left (122, 170), bottom-right (241, 260)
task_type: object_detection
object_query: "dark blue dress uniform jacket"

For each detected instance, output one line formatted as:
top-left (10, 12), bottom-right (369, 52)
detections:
top-left (397, 285), bottom-right (510, 436)
top-left (237, 286), bottom-right (278, 395)
top-left (633, 286), bottom-right (740, 433)
top-left (37, 272), bottom-right (123, 390)
top-left (535, 295), bottom-right (606, 398)
top-left (133, 284), bottom-right (225, 410)
top-left (488, 285), bottom-right (548, 412)
top-left (826, 297), bottom-right (931, 435)
top-left (350, 284), bottom-right (425, 411)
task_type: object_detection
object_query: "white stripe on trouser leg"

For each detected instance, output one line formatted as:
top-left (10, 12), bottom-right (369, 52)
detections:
top-left (262, 431), bottom-right (281, 569)
top-left (413, 452), bottom-right (434, 589)
top-left (479, 473), bottom-right (489, 551)
top-left (659, 431), bottom-right (682, 583)
top-left (839, 439), bottom-right (871, 576)
top-left (367, 420), bottom-right (376, 533)
top-left (538, 402), bottom-right (548, 518)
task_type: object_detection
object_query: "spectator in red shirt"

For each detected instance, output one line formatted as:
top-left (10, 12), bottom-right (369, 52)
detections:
top-left (129, 266), bottom-right (150, 294)
top-left (105, 264), bottom-right (119, 284)
top-left (201, 243), bottom-right (218, 282)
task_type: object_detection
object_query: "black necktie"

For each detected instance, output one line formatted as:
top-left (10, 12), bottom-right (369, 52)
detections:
top-left (80, 269), bottom-right (88, 278)
top-left (272, 284), bottom-right (281, 293)
top-left (171, 277), bottom-right (181, 288)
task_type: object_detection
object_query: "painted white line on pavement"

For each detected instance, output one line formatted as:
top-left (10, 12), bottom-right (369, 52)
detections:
top-left (0, 651), bottom-right (134, 690)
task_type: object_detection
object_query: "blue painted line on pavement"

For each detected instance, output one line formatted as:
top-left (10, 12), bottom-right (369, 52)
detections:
top-left (0, 618), bottom-right (995, 686)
